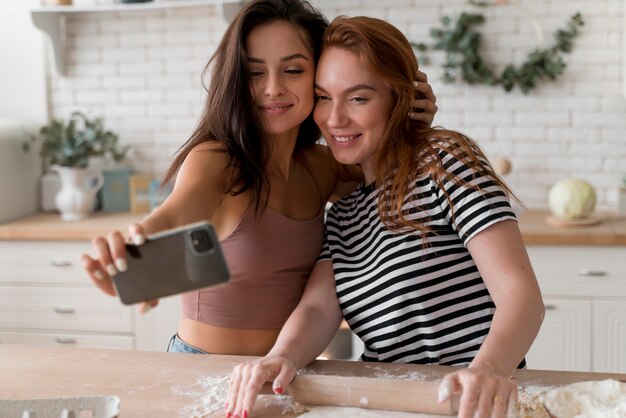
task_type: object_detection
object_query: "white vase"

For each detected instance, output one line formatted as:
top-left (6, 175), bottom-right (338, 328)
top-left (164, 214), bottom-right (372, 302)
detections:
top-left (52, 166), bottom-right (104, 221)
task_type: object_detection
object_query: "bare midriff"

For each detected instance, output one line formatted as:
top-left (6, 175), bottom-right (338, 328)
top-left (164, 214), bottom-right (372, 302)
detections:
top-left (178, 317), bottom-right (280, 356)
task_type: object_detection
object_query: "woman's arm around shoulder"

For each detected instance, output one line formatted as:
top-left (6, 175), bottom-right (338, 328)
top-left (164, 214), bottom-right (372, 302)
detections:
top-left (439, 219), bottom-right (544, 418)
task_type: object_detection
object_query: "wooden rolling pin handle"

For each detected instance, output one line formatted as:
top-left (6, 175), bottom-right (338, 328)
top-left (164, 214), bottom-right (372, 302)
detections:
top-left (274, 374), bottom-right (458, 415)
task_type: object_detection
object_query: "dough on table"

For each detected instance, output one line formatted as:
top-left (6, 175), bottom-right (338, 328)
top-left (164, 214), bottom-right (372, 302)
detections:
top-left (543, 379), bottom-right (626, 418)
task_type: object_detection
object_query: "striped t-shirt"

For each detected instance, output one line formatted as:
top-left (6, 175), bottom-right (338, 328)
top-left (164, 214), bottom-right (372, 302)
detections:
top-left (319, 152), bottom-right (517, 366)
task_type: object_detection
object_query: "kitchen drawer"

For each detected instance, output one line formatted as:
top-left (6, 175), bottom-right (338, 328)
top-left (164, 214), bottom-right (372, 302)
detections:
top-left (0, 241), bottom-right (92, 285)
top-left (0, 286), bottom-right (133, 332)
top-left (0, 330), bottom-right (134, 350)
top-left (526, 246), bottom-right (626, 297)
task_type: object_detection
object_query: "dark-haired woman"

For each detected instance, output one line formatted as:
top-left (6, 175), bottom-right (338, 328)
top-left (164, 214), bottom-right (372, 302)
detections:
top-left (80, 0), bottom-right (437, 357)
top-left (227, 16), bottom-right (544, 418)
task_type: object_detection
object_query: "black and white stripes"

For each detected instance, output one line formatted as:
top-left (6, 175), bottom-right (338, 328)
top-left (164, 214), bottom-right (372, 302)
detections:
top-left (320, 152), bottom-right (517, 366)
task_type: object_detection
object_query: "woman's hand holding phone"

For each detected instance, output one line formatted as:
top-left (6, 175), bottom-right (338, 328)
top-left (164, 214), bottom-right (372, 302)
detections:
top-left (81, 223), bottom-right (159, 313)
top-left (84, 221), bottom-right (230, 308)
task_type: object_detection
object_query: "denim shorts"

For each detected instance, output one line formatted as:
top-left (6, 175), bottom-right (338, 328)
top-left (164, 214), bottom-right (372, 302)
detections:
top-left (167, 333), bottom-right (209, 354)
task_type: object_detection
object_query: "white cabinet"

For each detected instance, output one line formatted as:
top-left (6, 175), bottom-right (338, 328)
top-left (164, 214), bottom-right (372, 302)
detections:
top-left (525, 245), bottom-right (626, 373)
top-left (593, 299), bottom-right (626, 373)
top-left (526, 298), bottom-right (591, 372)
top-left (0, 240), bottom-right (178, 351)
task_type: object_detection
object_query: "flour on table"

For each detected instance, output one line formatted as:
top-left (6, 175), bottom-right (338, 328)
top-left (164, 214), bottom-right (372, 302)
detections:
top-left (259, 394), bottom-right (308, 415)
top-left (173, 373), bottom-right (230, 417)
top-left (543, 379), bottom-right (626, 418)
top-left (172, 374), bottom-right (306, 417)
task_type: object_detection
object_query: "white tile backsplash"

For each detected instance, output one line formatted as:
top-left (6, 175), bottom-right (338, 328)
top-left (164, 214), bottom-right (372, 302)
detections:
top-left (45, 0), bottom-right (626, 209)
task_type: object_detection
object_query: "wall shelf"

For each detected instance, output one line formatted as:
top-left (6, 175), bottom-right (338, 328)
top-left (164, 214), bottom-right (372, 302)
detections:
top-left (31, 0), bottom-right (243, 76)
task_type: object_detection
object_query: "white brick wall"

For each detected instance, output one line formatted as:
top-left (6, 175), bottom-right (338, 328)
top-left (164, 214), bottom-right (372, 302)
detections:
top-left (47, 0), bottom-right (626, 210)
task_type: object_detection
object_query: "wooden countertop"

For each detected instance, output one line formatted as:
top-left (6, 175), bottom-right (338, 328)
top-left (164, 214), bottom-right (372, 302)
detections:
top-left (518, 210), bottom-right (626, 246)
top-left (1, 210), bottom-right (625, 246)
top-left (0, 212), bottom-right (144, 241)
top-left (1, 345), bottom-right (625, 418)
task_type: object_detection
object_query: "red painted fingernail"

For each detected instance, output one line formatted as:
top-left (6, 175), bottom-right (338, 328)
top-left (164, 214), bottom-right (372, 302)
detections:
top-left (243, 410), bottom-right (248, 418)
top-left (274, 385), bottom-right (284, 394)
top-left (225, 411), bottom-right (231, 418)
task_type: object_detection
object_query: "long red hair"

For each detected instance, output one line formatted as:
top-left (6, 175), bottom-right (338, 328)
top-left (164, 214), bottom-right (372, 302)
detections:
top-left (322, 16), bottom-right (518, 232)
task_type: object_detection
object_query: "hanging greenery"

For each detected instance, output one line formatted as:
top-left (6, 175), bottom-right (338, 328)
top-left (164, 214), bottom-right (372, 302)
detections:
top-left (412, 2), bottom-right (584, 94)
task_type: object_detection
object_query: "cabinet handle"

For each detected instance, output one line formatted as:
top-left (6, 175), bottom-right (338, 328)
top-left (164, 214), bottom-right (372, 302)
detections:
top-left (55, 337), bottom-right (77, 344)
top-left (544, 304), bottom-right (557, 310)
top-left (53, 307), bottom-right (76, 314)
top-left (50, 260), bottom-right (73, 267)
top-left (578, 269), bottom-right (607, 277)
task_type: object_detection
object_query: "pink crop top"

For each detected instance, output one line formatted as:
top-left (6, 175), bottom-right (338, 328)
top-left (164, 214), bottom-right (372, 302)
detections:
top-left (180, 203), bottom-right (324, 330)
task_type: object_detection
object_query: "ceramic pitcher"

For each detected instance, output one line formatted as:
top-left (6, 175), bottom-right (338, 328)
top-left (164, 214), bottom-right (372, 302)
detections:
top-left (53, 166), bottom-right (104, 221)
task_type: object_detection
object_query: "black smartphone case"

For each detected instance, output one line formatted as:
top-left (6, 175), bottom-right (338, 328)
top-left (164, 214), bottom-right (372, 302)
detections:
top-left (112, 222), bottom-right (230, 305)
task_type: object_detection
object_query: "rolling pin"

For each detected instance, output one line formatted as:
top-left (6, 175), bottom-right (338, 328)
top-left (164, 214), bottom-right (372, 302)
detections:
top-left (264, 374), bottom-right (458, 415)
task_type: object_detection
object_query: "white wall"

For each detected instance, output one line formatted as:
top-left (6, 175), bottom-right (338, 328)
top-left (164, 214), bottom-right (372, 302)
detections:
top-left (34, 0), bottom-right (626, 209)
top-left (0, 0), bottom-right (48, 124)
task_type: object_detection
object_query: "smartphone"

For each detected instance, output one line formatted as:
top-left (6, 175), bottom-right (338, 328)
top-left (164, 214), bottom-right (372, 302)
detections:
top-left (111, 221), bottom-right (230, 305)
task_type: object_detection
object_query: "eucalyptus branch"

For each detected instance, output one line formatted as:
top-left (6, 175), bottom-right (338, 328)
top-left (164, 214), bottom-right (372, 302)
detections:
top-left (413, 6), bottom-right (584, 94)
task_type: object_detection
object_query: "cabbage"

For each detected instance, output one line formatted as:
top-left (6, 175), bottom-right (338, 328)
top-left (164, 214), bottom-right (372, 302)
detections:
top-left (548, 178), bottom-right (596, 220)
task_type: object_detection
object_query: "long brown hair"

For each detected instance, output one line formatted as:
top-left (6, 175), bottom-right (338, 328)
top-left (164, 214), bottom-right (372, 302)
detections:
top-left (162, 0), bottom-right (327, 214)
top-left (322, 16), bottom-right (518, 232)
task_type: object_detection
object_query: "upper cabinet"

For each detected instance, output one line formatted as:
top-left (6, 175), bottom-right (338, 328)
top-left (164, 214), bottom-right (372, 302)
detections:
top-left (31, 0), bottom-right (244, 76)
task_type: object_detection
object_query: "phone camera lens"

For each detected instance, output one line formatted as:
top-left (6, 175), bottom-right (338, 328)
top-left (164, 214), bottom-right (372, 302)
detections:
top-left (191, 230), bottom-right (213, 252)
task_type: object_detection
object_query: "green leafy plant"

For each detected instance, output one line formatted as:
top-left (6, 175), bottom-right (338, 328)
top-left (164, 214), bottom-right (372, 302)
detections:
top-left (24, 112), bottom-right (129, 168)
top-left (412, 2), bottom-right (584, 94)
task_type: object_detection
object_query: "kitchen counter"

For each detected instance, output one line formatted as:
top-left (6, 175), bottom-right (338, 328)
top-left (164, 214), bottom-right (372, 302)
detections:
top-left (0, 212), bottom-right (144, 241)
top-left (1, 210), bottom-right (625, 245)
top-left (1, 345), bottom-right (625, 417)
top-left (517, 210), bottom-right (626, 246)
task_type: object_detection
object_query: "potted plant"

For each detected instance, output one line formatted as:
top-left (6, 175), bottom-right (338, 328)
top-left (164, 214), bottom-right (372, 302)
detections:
top-left (24, 112), bottom-right (130, 221)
